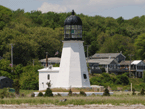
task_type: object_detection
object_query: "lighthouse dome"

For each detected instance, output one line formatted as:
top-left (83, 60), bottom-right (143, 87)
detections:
top-left (64, 10), bottom-right (82, 41)
top-left (64, 10), bottom-right (82, 25)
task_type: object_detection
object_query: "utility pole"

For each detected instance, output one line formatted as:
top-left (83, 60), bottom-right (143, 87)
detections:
top-left (128, 54), bottom-right (134, 77)
top-left (85, 45), bottom-right (90, 64)
top-left (46, 52), bottom-right (48, 67)
top-left (9, 43), bottom-right (15, 72)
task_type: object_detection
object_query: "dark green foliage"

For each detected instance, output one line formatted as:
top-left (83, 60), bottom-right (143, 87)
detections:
top-left (79, 91), bottom-right (86, 96)
top-left (31, 93), bottom-right (35, 97)
top-left (115, 74), bottom-right (130, 85)
top-left (68, 88), bottom-right (72, 96)
top-left (103, 88), bottom-right (110, 96)
top-left (0, 88), bottom-right (15, 99)
top-left (90, 73), bottom-right (130, 88)
top-left (20, 64), bottom-right (42, 90)
top-left (44, 88), bottom-right (53, 97)
top-left (140, 88), bottom-right (144, 95)
top-left (38, 92), bottom-right (43, 97)
top-left (13, 79), bottom-right (20, 95)
top-left (44, 81), bottom-right (53, 97)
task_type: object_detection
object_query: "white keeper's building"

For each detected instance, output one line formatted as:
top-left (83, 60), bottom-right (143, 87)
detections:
top-left (38, 10), bottom-right (90, 90)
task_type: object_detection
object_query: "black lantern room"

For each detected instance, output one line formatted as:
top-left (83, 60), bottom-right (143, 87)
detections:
top-left (64, 10), bottom-right (82, 40)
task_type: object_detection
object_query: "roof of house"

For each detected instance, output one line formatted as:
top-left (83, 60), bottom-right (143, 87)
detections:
top-left (88, 59), bottom-right (117, 65)
top-left (91, 53), bottom-right (126, 58)
top-left (0, 76), bottom-right (7, 80)
top-left (39, 57), bottom-right (60, 63)
top-left (38, 67), bottom-right (60, 72)
top-left (131, 60), bottom-right (142, 65)
top-left (119, 60), bottom-right (133, 65)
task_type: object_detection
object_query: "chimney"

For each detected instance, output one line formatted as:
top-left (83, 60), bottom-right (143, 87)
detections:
top-left (120, 51), bottom-right (122, 54)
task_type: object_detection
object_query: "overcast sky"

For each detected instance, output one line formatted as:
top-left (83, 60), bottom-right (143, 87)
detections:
top-left (1, 0), bottom-right (145, 19)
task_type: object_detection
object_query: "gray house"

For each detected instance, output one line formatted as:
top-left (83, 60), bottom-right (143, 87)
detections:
top-left (88, 59), bottom-right (118, 73)
top-left (0, 76), bottom-right (13, 89)
top-left (91, 52), bottom-right (126, 63)
top-left (39, 57), bottom-right (60, 67)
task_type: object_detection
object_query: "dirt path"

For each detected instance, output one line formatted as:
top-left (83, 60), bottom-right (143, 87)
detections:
top-left (0, 104), bottom-right (145, 109)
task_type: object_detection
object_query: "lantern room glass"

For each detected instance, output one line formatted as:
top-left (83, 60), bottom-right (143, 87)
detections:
top-left (64, 25), bottom-right (82, 40)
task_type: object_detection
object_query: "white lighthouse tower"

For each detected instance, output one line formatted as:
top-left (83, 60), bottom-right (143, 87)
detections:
top-left (55, 10), bottom-right (90, 89)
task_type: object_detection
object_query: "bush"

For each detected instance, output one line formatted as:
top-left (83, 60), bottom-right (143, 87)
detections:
top-left (31, 93), bottom-right (35, 97)
top-left (103, 88), bottom-right (110, 96)
top-left (140, 88), bottom-right (144, 95)
top-left (116, 74), bottom-right (130, 85)
top-left (55, 93), bottom-right (61, 97)
top-left (44, 88), bottom-right (53, 97)
top-left (80, 91), bottom-right (86, 96)
top-left (68, 88), bottom-right (72, 96)
top-left (38, 92), bottom-right (43, 97)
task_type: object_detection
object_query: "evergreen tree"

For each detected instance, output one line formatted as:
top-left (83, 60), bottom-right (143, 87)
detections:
top-left (103, 88), bottom-right (110, 96)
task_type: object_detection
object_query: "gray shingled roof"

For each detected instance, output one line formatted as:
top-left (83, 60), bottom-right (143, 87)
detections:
top-left (39, 57), bottom-right (60, 63)
top-left (88, 59), bottom-right (117, 65)
top-left (119, 60), bottom-right (133, 65)
top-left (91, 53), bottom-right (125, 58)
top-left (0, 76), bottom-right (7, 80)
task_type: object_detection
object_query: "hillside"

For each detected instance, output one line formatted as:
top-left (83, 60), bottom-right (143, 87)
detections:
top-left (89, 73), bottom-right (145, 91)
top-left (0, 5), bottom-right (145, 66)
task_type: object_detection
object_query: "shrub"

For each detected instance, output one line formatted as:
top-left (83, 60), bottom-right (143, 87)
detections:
top-left (80, 91), bottom-right (86, 96)
top-left (140, 88), bottom-right (144, 95)
top-left (103, 88), bottom-right (110, 96)
top-left (55, 93), bottom-right (61, 97)
top-left (44, 88), bottom-right (53, 97)
top-left (31, 93), bottom-right (35, 97)
top-left (68, 88), bottom-right (72, 96)
top-left (116, 74), bottom-right (130, 85)
top-left (38, 92), bottom-right (43, 97)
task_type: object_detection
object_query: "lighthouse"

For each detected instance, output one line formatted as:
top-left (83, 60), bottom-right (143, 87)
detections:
top-left (54, 10), bottom-right (90, 88)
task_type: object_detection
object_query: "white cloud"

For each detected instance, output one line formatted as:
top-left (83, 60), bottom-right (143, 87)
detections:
top-left (38, 0), bottom-right (145, 14)
top-left (37, 2), bottom-right (67, 13)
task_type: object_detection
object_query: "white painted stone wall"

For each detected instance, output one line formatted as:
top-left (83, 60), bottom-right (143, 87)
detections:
top-left (55, 41), bottom-right (90, 89)
top-left (38, 67), bottom-right (59, 91)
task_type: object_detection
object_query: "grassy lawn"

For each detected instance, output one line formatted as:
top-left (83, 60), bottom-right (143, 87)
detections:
top-left (0, 95), bottom-right (144, 105)
top-left (0, 90), bottom-right (144, 105)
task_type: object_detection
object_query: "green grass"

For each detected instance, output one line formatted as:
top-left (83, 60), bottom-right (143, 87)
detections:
top-left (0, 95), bottom-right (145, 105)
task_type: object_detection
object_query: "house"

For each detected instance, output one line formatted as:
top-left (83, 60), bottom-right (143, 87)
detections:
top-left (119, 60), bottom-right (133, 72)
top-left (119, 60), bottom-right (145, 78)
top-left (88, 59), bottom-right (118, 73)
top-left (91, 52), bottom-right (126, 63)
top-left (39, 57), bottom-right (60, 67)
top-left (131, 60), bottom-right (145, 78)
top-left (0, 76), bottom-right (13, 89)
top-left (0, 56), bottom-right (3, 60)
top-left (38, 65), bottom-right (60, 90)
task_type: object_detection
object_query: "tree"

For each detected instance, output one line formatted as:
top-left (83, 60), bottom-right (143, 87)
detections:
top-left (12, 64), bottom-right (23, 95)
top-left (103, 88), bottom-right (110, 96)
top-left (134, 33), bottom-right (145, 60)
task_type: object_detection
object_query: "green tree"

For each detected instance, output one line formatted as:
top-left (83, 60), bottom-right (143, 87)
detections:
top-left (134, 33), bottom-right (145, 60)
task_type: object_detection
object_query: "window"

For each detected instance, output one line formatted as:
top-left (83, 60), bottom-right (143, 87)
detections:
top-left (48, 74), bottom-right (50, 80)
top-left (83, 74), bottom-right (87, 79)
